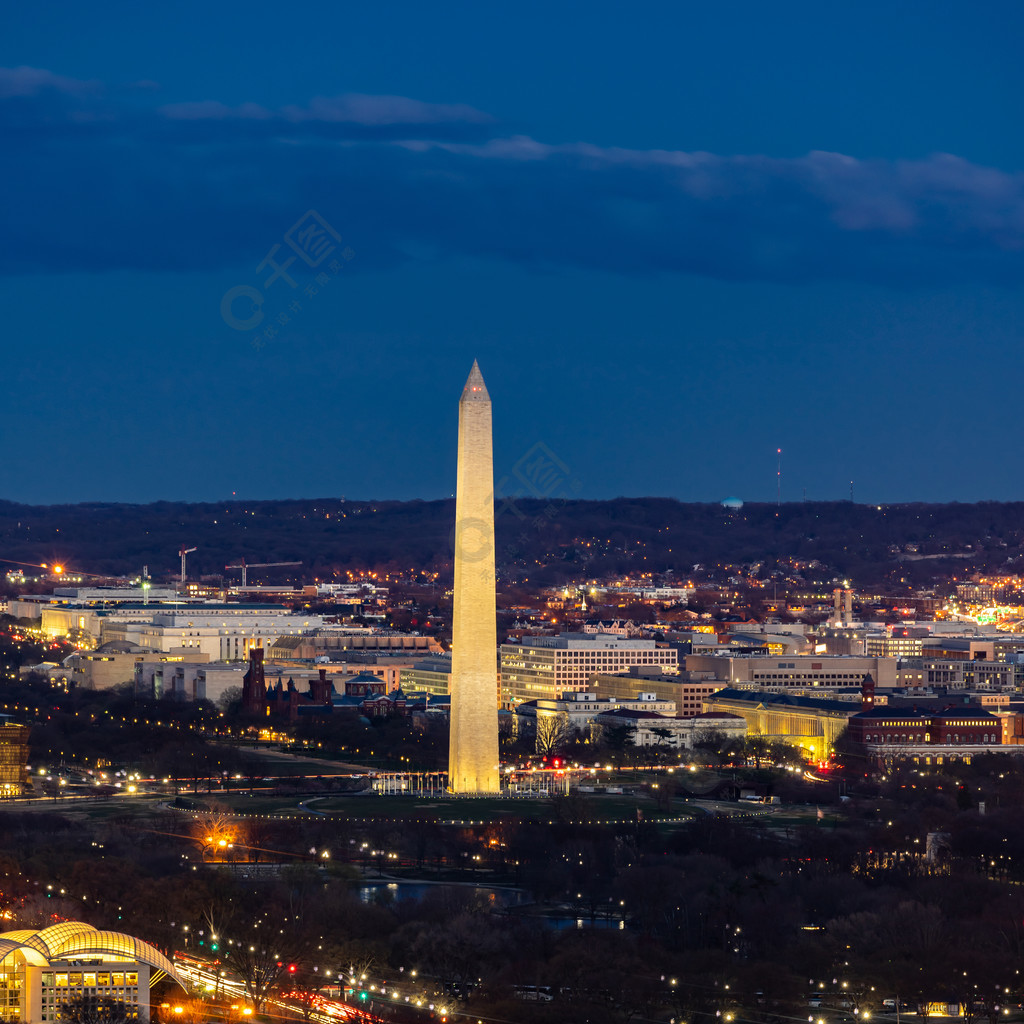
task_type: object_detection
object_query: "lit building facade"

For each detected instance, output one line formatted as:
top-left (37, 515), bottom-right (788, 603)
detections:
top-left (847, 705), bottom-right (1003, 747)
top-left (0, 922), bottom-right (184, 1023)
top-left (109, 607), bottom-right (323, 660)
top-left (501, 634), bottom-right (678, 705)
top-left (864, 635), bottom-right (924, 659)
top-left (588, 671), bottom-right (725, 716)
top-left (685, 654), bottom-right (899, 690)
top-left (400, 655), bottom-right (453, 698)
top-left (0, 718), bottom-right (29, 798)
top-left (701, 688), bottom-right (856, 761)
top-left (899, 659), bottom-right (1014, 691)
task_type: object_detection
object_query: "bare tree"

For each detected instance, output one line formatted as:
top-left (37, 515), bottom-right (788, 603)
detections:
top-left (534, 712), bottom-right (570, 755)
top-left (59, 997), bottom-right (135, 1024)
top-left (221, 939), bottom-right (289, 1013)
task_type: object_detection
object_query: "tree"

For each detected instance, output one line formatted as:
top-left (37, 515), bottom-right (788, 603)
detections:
top-left (650, 727), bottom-right (674, 758)
top-left (534, 712), bottom-right (570, 755)
top-left (219, 915), bottom-right (314, 1012)
top-left (744, 736), bottom-right (771, 768)
top-left (192, 809), bottom-right (244, 862)
top-left (59, 997), bottom-right (135, 1024)
top-left (217, 686), bottom-right (243, 713)
top-left (598, 724), bottom-right (635, 760)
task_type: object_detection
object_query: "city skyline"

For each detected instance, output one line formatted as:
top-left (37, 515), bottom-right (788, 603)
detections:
top-left (2, 2), bottom-right (1023, 506)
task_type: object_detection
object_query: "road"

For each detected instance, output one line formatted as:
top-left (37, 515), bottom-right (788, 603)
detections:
top-left (172, 951), bottom-right (444, 1024)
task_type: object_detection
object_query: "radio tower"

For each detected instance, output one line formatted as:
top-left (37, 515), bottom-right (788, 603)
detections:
top-left (776, 448), bottom-right (782, 507)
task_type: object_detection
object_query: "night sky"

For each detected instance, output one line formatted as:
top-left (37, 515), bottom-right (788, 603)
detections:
top-left (2, 1), bottom-right (1022, 506)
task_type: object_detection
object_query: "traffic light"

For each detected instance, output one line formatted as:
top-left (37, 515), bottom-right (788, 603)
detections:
top-left (288, 965), bottom-right (297, 974)
top-left (358, 992), bottom-right (367, 1002)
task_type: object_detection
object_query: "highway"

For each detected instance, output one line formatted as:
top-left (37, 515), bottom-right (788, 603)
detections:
top-left (171, 952), bottom-right (444, 1024)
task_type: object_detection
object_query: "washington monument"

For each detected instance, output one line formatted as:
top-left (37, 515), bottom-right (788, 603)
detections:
top-left (448, 360), bottom-right (501, 794)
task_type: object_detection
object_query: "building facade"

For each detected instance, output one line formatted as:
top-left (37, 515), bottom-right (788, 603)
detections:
top-left (590, 707), bottom-right (746, 750)
top-left (847, 705), bottom-right (1003, 747)
top-left (400, 655), bottom-right (453, 698)
top-left (865, 635), bottom-right (924, 659)
top-left (587, 670), bottom-right (725, 716)
top-left (685, 654), bottom-right (899, 690)
top-left (701, 688), bottom-right (857, 761)
top-left (500, 634), bottom-right (678, 705)
top-left (110, 607), bottom-right (323, 660)
top-left (0, 718), bottom-right (29, 798)
top-left (0, 922), bottom-right (184, 1023)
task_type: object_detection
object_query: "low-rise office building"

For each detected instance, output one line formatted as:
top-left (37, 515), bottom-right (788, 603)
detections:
top-left (686, 654), bottom-right (899, 690)
top-left (62, 644), bottom-right (209, 691)
top-left (500, 634), bottom-right (678, 705)
top-left (865, 634), bottom-right (924, 659)
top-left (400, 655), bottom-right (453, 698)
top-left (899, 659), bottom-right (1015, 690)
top-left (587, 669), bottom-right (727, 716)
top-left (518, 691), bottom-right (676, 728)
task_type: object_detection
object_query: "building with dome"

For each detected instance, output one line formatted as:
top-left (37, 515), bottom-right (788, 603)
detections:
top-left (0, 922), bottom-right (184, 1023)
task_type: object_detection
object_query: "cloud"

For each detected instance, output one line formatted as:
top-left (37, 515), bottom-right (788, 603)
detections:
top-left (0, 65), bottom-right (98, 98)
top-left (159, 92), bottom-right (492, 126)
top-left (1, 66), bottom-right (1022, 285)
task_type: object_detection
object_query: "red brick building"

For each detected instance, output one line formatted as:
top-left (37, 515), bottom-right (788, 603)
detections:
top-left (848, 705), bottom-right (1002, 747)
top-left (242, 648), bottom-right (406, 722)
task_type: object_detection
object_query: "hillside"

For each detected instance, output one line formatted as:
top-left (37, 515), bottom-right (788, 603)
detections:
top-left (1, 497), bottom-right (1022, 589)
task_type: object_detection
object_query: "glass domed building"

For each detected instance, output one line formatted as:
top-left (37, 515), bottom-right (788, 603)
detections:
top-left (0, 922), bottom-right (185, 1023)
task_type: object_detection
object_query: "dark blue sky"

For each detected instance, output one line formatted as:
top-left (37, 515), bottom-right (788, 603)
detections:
top-left (2, 1), bottom-right (1022, 506)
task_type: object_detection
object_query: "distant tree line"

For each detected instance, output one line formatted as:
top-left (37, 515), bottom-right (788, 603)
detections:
top-left (3, 496), bottom-right (1024, 587)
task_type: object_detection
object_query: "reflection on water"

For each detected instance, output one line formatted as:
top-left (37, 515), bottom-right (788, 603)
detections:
top-left (356, 882), bottom-right (528, 907)
top-left (548, 917), bottom-right (624, 930)
top-left (356, 883), bottom-right (625, 929)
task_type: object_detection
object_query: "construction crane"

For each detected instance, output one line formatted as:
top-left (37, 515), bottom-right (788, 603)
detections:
top-left (224, 559), bottom-right (301, 588)
top-left (179, 546), bottom-right (197, 585)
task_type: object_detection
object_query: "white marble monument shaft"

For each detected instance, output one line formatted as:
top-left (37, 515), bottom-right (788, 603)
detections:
top-left (448, 361), bottom-right (501, 794)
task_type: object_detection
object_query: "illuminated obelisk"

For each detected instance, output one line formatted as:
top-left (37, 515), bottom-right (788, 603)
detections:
top-left (448, 361), bottom-right (501, 794)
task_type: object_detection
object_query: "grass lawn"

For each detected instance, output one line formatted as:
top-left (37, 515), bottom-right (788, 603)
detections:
top-left (185, 794), bottom-right (323, 815)
top-left (292, 792), bottom-right (700, 824)
top-left (3, 794), bottom-right (167, 821)
top-left (215, 743), bottom-right (362, 776)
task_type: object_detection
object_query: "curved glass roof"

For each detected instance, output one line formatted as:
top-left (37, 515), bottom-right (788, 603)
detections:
top-left (55, 932), bottom-right (183, 987)
top-left (35, 922), bottom-right (96, 955)
top-left (0, 938), bottom-right (49, 967)
top-left (0, 924), bottom-right (184, 989)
